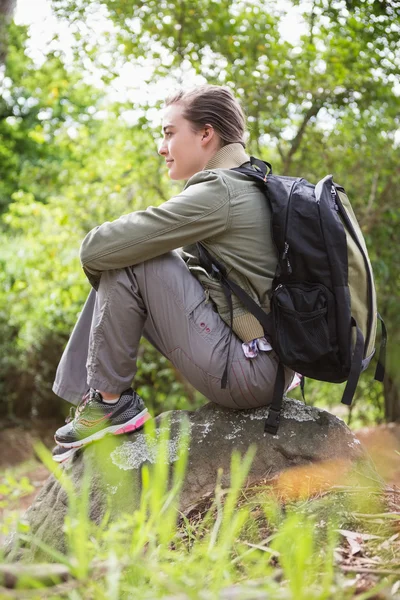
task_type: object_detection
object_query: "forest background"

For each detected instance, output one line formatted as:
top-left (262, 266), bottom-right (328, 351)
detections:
top-left (0, 0), bottom-right (399, 428)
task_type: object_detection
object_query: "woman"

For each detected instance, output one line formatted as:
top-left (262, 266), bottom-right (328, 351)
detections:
top-left (52, 85), bottom-right (295, 460)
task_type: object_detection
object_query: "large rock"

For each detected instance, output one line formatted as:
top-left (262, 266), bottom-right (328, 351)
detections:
top-left (6, 399), bottom-right (367, 562)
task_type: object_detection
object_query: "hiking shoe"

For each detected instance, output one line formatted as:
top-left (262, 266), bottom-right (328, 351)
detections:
top-left (52, 445), bottom-right (79, 463)
top-left (54, 388), bottom-right (150, 449)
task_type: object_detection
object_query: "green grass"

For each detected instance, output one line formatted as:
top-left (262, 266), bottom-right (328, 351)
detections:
top-left (1, 419), bottom-right (399, 599)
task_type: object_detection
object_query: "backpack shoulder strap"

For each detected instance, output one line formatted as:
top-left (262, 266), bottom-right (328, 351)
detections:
top-left (232, 156), bottom-right (272, 182)
top-left (196, 241), bottom-right (284, 435)
top-left (196, 242), bottom-right (273, 335)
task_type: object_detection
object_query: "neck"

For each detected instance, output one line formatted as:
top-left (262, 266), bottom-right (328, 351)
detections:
top-left (205, 143), bottom-right (249, 170)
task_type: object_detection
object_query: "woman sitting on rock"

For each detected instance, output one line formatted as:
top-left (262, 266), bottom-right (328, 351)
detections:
top-left (52, 84), bottom-right (296, 461)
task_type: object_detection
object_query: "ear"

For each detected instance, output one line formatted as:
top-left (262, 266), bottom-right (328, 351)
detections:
top-left (200, 124), bottom-right (216, 146)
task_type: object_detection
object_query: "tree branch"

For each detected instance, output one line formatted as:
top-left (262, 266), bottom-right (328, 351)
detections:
top-left (151, 184), bottom-right (168, 203)
top-left (175, 0), bottom-right (186, 77)
top-left (277, 142), bottom-right (285, 162)
top-left (359, 165), bottom-right (400, 233)
top-left (309, 0), bottom-right (316, 52)
top-left (0, 104), bottom-right (14, 121)
top-left (282, 101), bottom-right (323, 175)
top-left (340, 566), bottom-right (400, 576)
top-left (366, 170), bottom-right (379, 214)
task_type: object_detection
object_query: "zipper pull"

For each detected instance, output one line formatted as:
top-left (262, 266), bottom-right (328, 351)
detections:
top-left (282, 241), bottom-right (289, 260)
top-left (331, 185), bottom-right (339, 210)
top-left (205, 289), bottom-right (210, 304)
top-left (282, 242), bottom-right (292, 274)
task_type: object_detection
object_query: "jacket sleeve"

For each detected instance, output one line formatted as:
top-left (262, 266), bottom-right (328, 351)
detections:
top-left (79, 170), bottom-right (230, 287)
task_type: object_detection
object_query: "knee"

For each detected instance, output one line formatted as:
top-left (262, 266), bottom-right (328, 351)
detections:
top-left (133, 251), bottom-right (183, 272)
top-left (97, 268), bottom-right (132, 295)
top-left (129, 251), bottom-right (187, 283)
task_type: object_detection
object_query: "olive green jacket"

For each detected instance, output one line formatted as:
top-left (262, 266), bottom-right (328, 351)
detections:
top-left (80, 143), bottom-right (278, 342)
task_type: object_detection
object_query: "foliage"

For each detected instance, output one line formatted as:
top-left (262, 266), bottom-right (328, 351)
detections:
top-left (0, 22), bottom-right (102, 214)
top-left (0, 0), bottom-right (399, 420)
top-left (0, 26), bottom-right (182, 417)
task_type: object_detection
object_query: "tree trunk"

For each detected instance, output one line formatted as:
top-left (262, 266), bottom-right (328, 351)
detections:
top-left (0, 0), bottom-right (16, 16)
top-left (382, 332), bottom-right (400, 422)
top-left (0, 0), bottom-right (17, 65)
top-left (384, 373), bottom-right (400, 422)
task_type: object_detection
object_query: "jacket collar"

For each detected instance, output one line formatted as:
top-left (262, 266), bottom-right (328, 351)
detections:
top-left (205, 143), bottom-right (250, 170)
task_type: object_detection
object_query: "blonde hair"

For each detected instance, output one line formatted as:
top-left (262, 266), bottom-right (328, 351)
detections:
top-left (165, 85), bottom-right (247, 148)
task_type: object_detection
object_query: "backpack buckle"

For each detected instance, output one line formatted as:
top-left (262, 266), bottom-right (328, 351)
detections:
top-left (264, 407), bottom-right (281, 435)
top-left (211, 263), bottom-right (222, 281)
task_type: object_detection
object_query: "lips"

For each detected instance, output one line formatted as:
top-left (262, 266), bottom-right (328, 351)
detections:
top-left (166, 160), bottom-right (174, 166)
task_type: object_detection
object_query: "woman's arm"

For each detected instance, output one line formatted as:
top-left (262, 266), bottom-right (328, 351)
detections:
top-left (80, 170), bottom-right (230, 288)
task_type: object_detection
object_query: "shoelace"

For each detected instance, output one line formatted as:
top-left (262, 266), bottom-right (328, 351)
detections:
top-left (65, 389), bottom-right (92, 424)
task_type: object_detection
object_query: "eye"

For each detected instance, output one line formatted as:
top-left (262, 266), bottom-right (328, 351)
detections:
top-left (165, 131), bottom-right (173, 138)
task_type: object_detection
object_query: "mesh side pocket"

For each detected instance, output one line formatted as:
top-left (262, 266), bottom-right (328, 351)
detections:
top-left (271, 283), bottom-right (334, 367)
top-left (275, 307), bottom-right (330, 364)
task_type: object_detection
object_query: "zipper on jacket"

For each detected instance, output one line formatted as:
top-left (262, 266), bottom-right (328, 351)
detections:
top-left (334, 185), bottom-right (374, 355)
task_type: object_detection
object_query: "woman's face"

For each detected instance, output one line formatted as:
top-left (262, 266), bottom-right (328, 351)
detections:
top-left (159, 103), bottom-right (218, 180)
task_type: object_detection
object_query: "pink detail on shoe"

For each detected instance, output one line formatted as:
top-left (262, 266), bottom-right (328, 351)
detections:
top-left (114, 413), bottom-right (151, 435)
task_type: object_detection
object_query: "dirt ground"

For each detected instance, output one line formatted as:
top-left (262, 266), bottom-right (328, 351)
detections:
top-left (355, 423), bottom-right (400, 487)
top-left (0, 419), bottom-right (59, 546)
top-left (0, 418), bottom-right (59, 469)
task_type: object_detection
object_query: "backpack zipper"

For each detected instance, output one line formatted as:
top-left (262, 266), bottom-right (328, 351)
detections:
top-left (282, 180), bottom-right (298, 275)
top-left (334, 185), bottom-right (374, 355)
top-left (282, 242), bottom-right (292, 274)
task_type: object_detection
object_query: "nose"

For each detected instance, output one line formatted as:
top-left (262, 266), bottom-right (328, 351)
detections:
top-left (158, 138), bottom-right (167, 156)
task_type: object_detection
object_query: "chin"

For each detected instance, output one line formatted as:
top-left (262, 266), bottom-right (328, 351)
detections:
top-left (168, 165), bottom-right (197, 181)
top-left (169, 170), bottom-right (186, 181)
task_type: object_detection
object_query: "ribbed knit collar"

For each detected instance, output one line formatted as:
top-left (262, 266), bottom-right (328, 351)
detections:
top-left (205, 143), bottom-right (249, 170)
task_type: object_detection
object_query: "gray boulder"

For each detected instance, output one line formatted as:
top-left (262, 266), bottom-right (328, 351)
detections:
top-left (6, 399), bottom-right (367, 562)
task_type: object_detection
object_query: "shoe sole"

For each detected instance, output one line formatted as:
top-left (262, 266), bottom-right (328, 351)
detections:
top-left (53, 447), bottom-right (79, 463)
top-left (55, 409), bottom-right (151, 449)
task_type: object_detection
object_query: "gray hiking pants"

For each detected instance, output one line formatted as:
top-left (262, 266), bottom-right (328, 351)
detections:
top-left (53, 252), bottom-right (293, 409)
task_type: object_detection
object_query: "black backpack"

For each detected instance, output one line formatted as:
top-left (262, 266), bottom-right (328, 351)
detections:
top-left (197, 157), bottom-right (387, 434)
